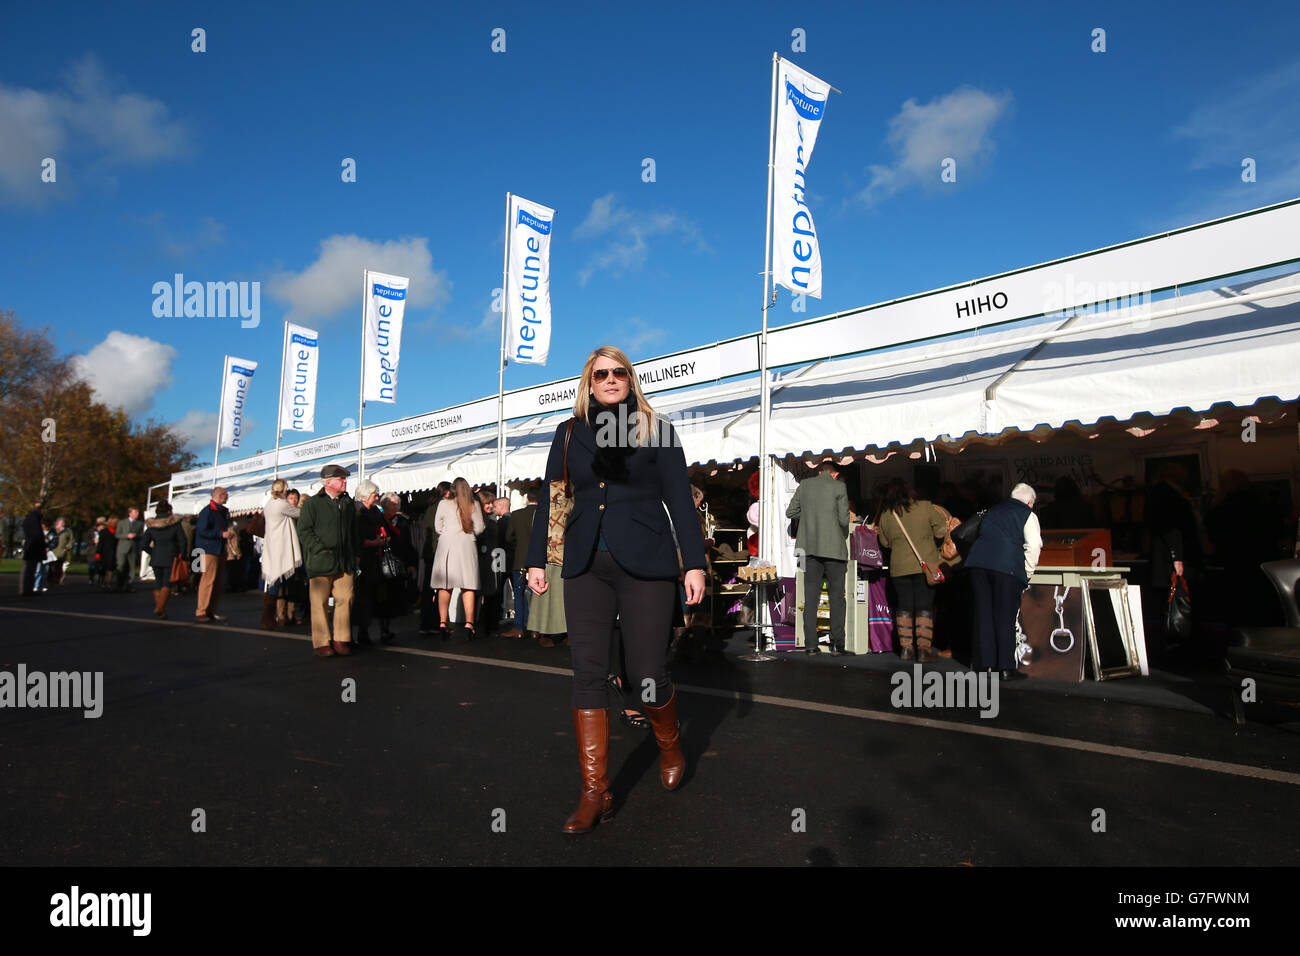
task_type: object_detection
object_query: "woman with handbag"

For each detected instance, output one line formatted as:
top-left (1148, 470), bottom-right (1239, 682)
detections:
top-left (875, 479), bottom-right (952, 662)
top-left (526, 345), bottom-right (707, 835)
top-left (380, 493), bottom-right (419, 636)
top-left (354, 480), bottom-right (387, 644)
top-left (142, 501), bottom-right (187, 620)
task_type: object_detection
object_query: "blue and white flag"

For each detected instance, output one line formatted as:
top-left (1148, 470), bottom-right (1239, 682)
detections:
top-left (278, 323), bottom-right (319, 433)
top-left (772, 58), bottom-right (831, 299)
top-left (362, 271), bottom-right (409, 403)
top-left (505, 195), bottom-right (555, 366)
top-left (219, 356), bottom-right (258, 450)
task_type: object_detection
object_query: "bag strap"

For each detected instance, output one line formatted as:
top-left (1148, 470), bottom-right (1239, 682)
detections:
top-left (562, 417), bottom-right (575, 498)
top-left (892, 508), bottom-right (928, 568)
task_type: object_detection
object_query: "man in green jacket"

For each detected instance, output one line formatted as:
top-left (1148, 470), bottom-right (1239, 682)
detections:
top-left (786, 459), bottom-right (851, 656)
top-left (297, 464), bottom-right (360, 658)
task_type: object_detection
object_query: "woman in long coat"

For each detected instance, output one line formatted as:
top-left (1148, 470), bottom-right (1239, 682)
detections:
top-left (260, 479), bottom-right (302, 629)
top-left (431, 477), bottom-right (485, 637)
top-left (142, 502), bottom-right (188, 619)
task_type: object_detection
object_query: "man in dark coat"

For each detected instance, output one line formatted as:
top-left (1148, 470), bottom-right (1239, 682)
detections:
top-left (19, 502), bottom-right (43, 597)
top-left (502, 490), bottom-right (538, 637)
top-left (195, 488), bottom-right (234, 622)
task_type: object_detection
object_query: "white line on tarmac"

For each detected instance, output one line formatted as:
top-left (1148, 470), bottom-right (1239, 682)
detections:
top-left (4, 604), bottom-right (1298, 788)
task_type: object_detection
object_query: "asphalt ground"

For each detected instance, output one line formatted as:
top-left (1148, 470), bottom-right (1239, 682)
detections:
top-left (1, 576), bottom-right (1296, 872)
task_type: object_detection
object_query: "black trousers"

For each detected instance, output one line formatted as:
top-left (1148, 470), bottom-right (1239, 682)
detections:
top-left (564, 550), bottom-right (676, 709)
top-left (969, 567), bottom-right (1022, 670)
top-left (802, 555), bottom-right (846, 649)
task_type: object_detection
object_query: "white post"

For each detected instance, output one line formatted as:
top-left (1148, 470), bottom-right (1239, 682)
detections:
top-left (212, 354), bottom-right (228, 481)
top-left (273, 321), bottom-right (287, 480)
top-left (358, 270), bottom-right (368, 482)
top-left (497, 193), bottom-right (511, 495)
top-left (744, 52), bottom-right (781, 663)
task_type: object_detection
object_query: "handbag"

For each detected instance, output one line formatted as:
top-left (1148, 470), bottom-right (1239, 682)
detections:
top-left (850, 525), bottom-right (883, 569)
top-left (380, 547), bottom-right (404, 580)
top-left (545, 418), bottom-right (577, 565)
top-left (934, 504), bottom-right (961, 560)
top-left (1166, 563), bottom-right (1192, 641)
top-left (951, 509), bottom-right (985, 558)
top-left (892, 509), bottom-right (945, 586)
top-left (169, 553), bottom-right (191, 587)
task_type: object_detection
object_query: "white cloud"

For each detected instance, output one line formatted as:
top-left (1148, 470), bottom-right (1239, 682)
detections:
top-left (269, 235), bottom-right (451, 323)
top-left (71, 331), bottom-right (177, 416)
top-left (621, 318), bottom-right (668, 356)
top-left (857, 87), bottom-right (1012, 206)
top-left (1168, 59), bottom-right (1300, 222)
top-left (172, 410), bottom-right (219, 451)
top-left (575, 193), bottom-right (707, 285)
top-left (0, 54), bottom-right (189, 205)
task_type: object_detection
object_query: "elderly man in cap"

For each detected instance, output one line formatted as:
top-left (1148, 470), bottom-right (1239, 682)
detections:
top-left (297, 464), bottom-right (361, 657)
top-left (785, 457), bottom-right (852, 656)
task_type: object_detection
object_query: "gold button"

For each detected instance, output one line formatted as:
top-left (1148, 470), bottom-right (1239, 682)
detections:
top-left (599, 504), bottom-right (605, 510)
top-left (599, 482), bottom-right (605, 488)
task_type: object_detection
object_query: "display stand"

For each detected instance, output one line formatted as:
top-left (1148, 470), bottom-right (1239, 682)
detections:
top-left (1020, 566), bottom-right (1146, 680)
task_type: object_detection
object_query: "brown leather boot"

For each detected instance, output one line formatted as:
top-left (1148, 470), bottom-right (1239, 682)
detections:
top-left (157, 586), bottom-right (171, 620)
top-left (153, 589), bottom-right (165, 617)
top-left (915, 613), bottom-right (935, 662)
top-left (897, 614), bottom-right (915, 660)
top-left (259, 593), bottom-right (280, 630)
top-left (564, 708), bottom-right (613, 834)
top-left (276, 597), bottom-right (289, 627)
top-left (642, 690), bottom-right (685, 790)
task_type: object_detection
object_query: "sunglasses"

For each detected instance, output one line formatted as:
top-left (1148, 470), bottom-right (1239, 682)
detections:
top-left (592, 367), bottom-right (629, 382)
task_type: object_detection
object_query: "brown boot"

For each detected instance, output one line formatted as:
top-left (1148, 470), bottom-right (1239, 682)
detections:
top-left (563, 708), bottom-right (613, 835)
top-left (915, 613), bottom-right (935, 662)
top-left (276, 597), bottom-right (289, 627)
top-left (157, 586), bottom-right (171, 620)
top-left (259, 593), bottom-right (281, 630)
top-left (153, 589), bottom-right (165, 617)
top-left (897, 614), bottom-right (915, 660)
top-left (642, 690), bottom-right (685, 790)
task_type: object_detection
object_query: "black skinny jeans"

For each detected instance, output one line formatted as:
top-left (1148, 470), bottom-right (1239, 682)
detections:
top-left (564, 550), bottom-right (676, 710)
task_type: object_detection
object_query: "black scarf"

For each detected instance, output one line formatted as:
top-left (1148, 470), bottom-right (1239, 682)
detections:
top-left (586, 394), bottom-right (639, 482)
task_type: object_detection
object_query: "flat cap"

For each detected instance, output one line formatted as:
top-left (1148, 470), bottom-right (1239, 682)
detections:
top-left (320, 464), bottom-right (351, 479)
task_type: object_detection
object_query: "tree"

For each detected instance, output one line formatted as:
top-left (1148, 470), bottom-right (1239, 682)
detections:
top-left (0, 310), bottom-right (197, 527)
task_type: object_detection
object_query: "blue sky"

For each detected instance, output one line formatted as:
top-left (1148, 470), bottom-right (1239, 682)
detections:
top-left (2, 0), bottom-right (1298, 466)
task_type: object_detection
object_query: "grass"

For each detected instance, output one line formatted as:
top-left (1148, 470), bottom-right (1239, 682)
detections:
top-left (0, 559), bottom-right (90, 576)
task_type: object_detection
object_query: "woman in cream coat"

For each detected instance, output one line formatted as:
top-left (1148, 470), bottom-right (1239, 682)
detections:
top-left (261, 478), bottom-right (303, 629)
top-left (430, 477), bottom-right (485, 637)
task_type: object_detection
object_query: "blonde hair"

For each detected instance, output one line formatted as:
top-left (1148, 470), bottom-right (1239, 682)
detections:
top-left (270, 478), bottom-right (288, 499)
top-left (452, 477), bottom-right (476, 535)
top-left (574, 345), bottom-right (657, 445)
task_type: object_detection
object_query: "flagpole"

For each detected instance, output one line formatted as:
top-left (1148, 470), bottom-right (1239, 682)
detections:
top-left (743, 51), bottom-right (781, 663)
top-left (497, 193), bottom-right (511, 497)
top-left (274, 322), bottom-right (287, 480)
top-left (358, 270), bottom-right (368, 483)
top-left (212, 354), bottom-right (228, 487)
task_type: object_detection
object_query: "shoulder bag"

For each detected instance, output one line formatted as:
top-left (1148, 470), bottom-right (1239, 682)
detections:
top-left (545, 418), bottom-right (576, 565)
top-left (1166, 552), bottom-right (1192, 641)
top-left (892, 508), bottom-right (945, 586)
top-left (934, 504), bottom-right (961, 560)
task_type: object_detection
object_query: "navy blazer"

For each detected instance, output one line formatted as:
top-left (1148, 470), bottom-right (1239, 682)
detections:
top-left (525, 415), bottom-right (707, 580)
